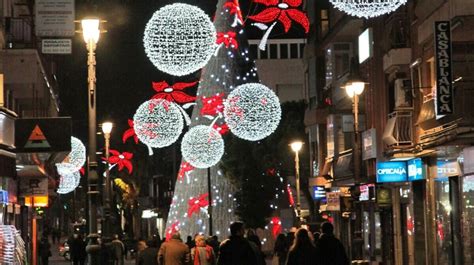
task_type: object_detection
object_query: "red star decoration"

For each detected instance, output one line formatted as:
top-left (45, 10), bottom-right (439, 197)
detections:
top-left (200, 93), bottom-right (225, 116)
top-left (102, 150), bottom-right (134, 174)
top-left (151, 81), bottom-right (197, 104)
top-left (249, 0), bottom-right (309, 33)
top-left (216, 31), bottom-right (239, 49)
top-left (223, 0), bottom-right (244, 25)
top-left (122, 119), bottom-right (139, 144)
top-left (165, 221), bottom-right (180, 241)
top-left (187, 193), bottom-right (210, 218)
top-left (177, 162), bottom-right (195, 182)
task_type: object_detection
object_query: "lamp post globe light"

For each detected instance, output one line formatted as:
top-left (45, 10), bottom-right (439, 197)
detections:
top-left (290, 141), bottom-right (304, 225)
top-left (82, 17), bottom-right (102, 265)
top-left (102, 122), bottom-right (113, 241)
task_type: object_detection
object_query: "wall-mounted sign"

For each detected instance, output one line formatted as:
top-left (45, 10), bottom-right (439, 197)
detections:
top-left (326, 192), bottom-right (340, 211)
top-left (362, 128), bottom-right (377, 160)
top-left (19, 177), bottom-right (48, 197)
top-left (312, 186), bottom-right (326, 200)
top-left (42, 39), bottom-right (72, 54)
top-left (35, 0), bottom-right (75, 37)
top-left (359, 184), bottom-right (375, 201)
top-left (434, 21), bottom-right (453, 115)
top-left (0, 190), bottom-right (8, 204)
top-left (15, 118), bottom-right (71, 153)
top-left (377, 187), bottom-right (392, 206)
top-left (376, 161), bottom-right (407, 183)
top-left (436, 160), bottom-right (461, 180)
top-left (407, 158), bottom-right (425, 181)
top-left (359, 28), bottom-right (373, 63)
top-left (463, 147), bottom-right (474, 175)
top-left (142, 209), bottom-right (158, 219)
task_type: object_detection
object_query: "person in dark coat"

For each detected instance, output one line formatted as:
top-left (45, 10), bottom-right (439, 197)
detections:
top-left (315, 222), bottom-right (350, 265)
top-left (111, 234), bottom-right (126, 265)
top-left (217, 222), bottom-right (258, 265)
top-left (138, 239), bottom-right (160, 265)
top-left (68, 234), bottom-right (87, 265)
top-left (157, 232), bottom-right (191, 265)
top-left (38, 234), bottom-right (51, 265)
top-left (273, 234), bottom-right (288, 265)
top-left (285, 228), bottom-right (317, 265)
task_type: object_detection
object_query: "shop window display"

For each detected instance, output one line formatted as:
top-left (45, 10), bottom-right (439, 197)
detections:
top-left (435, 180), bottom-right (454, 265)
top-left (462, 175), bottom-right (474, 264)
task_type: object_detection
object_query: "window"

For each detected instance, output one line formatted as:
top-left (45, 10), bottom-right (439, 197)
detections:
top-left (280, 44), bottom-right (288, 59)
top-left (290, 44), bottom-right (298, 58)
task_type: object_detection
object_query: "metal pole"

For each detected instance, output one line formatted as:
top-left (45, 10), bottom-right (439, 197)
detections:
top-left (295, 151), bottom-right (302, 224)
top-left (207, 167), bottom-right (213, 236)
top-left (353, 94), bottom-right (361, 182)
top-left (103, 132), bottom-right (111, 239)
top-left (85, 39), bottom-right (101, 265)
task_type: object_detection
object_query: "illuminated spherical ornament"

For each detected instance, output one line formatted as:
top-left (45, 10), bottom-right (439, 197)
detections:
top-left (181, 125), bottom-right (225, 169)
top-left (56, 163), bottom-right (80, 194)
top-left (224, 83), bottom-right (281, 141)
top-left (133, 99), bottom-right (184, 148)
top-left (329, 0), bottom-right (407, 18)
top-left (67, 137), bottom-right (86, 172)
top-left (143, 3), bottom-right (217, 76)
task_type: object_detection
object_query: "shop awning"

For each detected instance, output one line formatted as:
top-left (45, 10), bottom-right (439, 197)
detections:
top-left (416, 99), bottom-right (436, 126)
top-left (333, 152), bottom-right (353, 179)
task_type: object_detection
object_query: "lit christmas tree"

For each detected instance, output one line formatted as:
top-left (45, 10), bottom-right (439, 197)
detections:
top-left (165, 0), bottom-right (260, 239)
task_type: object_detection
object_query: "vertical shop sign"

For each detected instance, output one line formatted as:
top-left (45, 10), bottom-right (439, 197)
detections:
top-left (434, 21), bottom-right (453, 115)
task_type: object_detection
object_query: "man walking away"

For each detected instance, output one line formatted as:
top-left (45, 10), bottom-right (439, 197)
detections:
top-left (217, 222), bottom-right (258, 265)
top-left (138, 239), bottom-right (160, 265)
top-left (111, 234), bottom-right (126, 265)
top-left (68, 234), bottom-right (87, 265)
top-left (158, 231), bottom-right (191, 265)
top-left (315, 222), bottom-right (350, 265)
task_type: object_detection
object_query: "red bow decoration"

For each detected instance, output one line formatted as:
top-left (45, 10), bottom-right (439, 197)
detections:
top-left (200, 93), bottom-right (225, 116)
top-left (122, 119), bottom-right (139, 144)
top-left (177, 162), bottom-right (195, 182)
top-left (286, 186), bottom-right (295, 206)
top-left (103, 150), bottom-right (134, 174)
top-left (152, 81), bottom-right (197, 104)
top-left (249, 0), bottom-right (309, 33)
top-left (213, 123), bottom-right (229, 135)
top-left (271, 217), bottom-right (282, 238)
top-left (223, 0), bottom-right (244, 25)
top-left (187, 193), bottom-right (209, 218)
top-left (216, 31), bottom-right (239, 49)
top-left (165, 221), bottom-right (180, 241)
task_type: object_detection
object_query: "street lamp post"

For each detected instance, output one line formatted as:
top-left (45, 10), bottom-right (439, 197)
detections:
top-left (290, 141), bottom-right (304, 224)
top-left (102, 122), bottom-right (113, 240)
top-left (82, 18), bottom-right (101, 265)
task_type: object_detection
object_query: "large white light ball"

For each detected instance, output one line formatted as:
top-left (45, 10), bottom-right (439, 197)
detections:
top-left (224, 83), bottom-right (281, 141)
top-left (329, 0), bottom-right (406, 18)
top-left (56, 163), bottom-right (80, 194)
top-left (181, 125), bottom-right (225, 169)
top-left (133, 99), bottom-right (184, 148)
top-left (65, 137), bottom-right (86, 173)
top-left (143, 3), bottom-right (217, 76)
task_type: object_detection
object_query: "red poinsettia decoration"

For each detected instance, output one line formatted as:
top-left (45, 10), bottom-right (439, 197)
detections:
top-left (213, 123), bottom-right (230, 135)
top-left (165, 221), bottom-right (180, 241)
top-left (151, 81), bottom-right (197, 104)
top-left (103, 150), bottom-right (134, 174)
top-left (266, 168), bottom-right (276, 176)
top-left (216, 31), bottom-right (239, 49)
top-left (187, 193), bottom-right (210, 218)
top-left (271, 217), bottom-right (282, 238)
top-left (200, 93), bottom-right (225, 116)
top-left (249, 0), bottom-right (309, 33)
top-left (223, 0), bottom-right (244, 25)
top-left (122, 119), bottom-right (139, 144)
top-left (177, 162), bottom-right (195, 182)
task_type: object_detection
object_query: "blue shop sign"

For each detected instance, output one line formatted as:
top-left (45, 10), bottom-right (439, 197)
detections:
top-left (376, 161), bottom-right (408, 183)
top-left (408, 159), bottom-right (424, 181)
top-left (312, 186), bottom-right (326, 200)
top-left (0, 190), bottom-right (8, 204)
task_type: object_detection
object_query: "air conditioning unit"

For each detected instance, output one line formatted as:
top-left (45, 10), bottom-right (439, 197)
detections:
top-left (394, 78), bottom-right (412, 108)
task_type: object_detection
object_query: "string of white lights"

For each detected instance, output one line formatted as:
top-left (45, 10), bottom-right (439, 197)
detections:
top-left (181, 125), bottom-right (225, 169)
top-left (329, 0), bottom-right (407, 18)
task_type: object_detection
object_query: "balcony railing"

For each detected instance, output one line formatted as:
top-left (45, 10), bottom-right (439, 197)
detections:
top-left (383, 110), bottom-right (414, 148)
top-left (4, 17), bottom-right (35, 48)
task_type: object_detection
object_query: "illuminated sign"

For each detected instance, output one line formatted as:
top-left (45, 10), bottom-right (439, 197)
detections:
top-left (142, 209), bottom-right (158, 219)
top-left (312, 186), bottom-right (326, 200)
top-left (436, 160), bottom-right (461, 181)
top-left (358, 28), bottom-right (373, 63)
top-left (434, 21), bottom-right (453, 115)
top-left (359, 184), bottom-right (375, 201)
top-left (376, 161), bottom-right (407, 183)
top-left (407, 159), bottom-right (424, 181)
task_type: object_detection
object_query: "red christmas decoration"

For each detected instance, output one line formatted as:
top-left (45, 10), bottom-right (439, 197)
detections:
top-left (187, 193), bottom-right (210, 218)
top-left (103, 150), bottom-right (134, 174)
top-left (165, 221), bottom-right (180, 241)
top-left (213, 123), bottom-right (229, 135)
top-left (79, 167), bottom-right (85, 176)
top-left (177, 162), bottom-right (195, 182)
top-left (216, 31), bottom-right (239, 49)
top-left (152, 81), bottom-right (197, 104)
top-left (223, 0), bottom-right (244, 25)
top-left (266, 168), bottom-right (276, 176)
top-left (286, 186), bottom-right (295, 206)
top-left (200, 93), bottom-right (225, 116)
top-left (249, 0), bottom-right (309, 33)
top-left (271, 217), bottom-right (282, 238)
top-left (122, 119), bottom-right (139, 144)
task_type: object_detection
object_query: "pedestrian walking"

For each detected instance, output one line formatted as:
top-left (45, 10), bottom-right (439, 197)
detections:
top-left (273, 234), bottom-right (288, 265)
top-left (191, 235), bottom-right (215, 265)
top-left (138, 239), bottom-right (160, 265)
top-left (217, 222), bottom-right (258, 265)
top-left (157, 231), bottom-right (191, 265)
top-left (38, 234), bottom-right (51, 265)
top-left (315, 222), bottom-right (349, 265)
top-left (68, 233), bottom-right (87, 265)
top-left (285, 228), bottom-right (317, 265)
top-left (246, 229), bottom-right (265, 265)
top-left (111, 234), bottom-right (126, 265)
top-left (136, 240), bottom-right (148, 265)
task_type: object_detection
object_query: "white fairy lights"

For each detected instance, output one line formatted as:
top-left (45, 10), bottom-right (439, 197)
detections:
top-left (67, 137), bottom-right (86, 172)
top-left (329, 0), bottom-right (407, 18)
top-left (224, 83), bottom-right (281, 141)
top-left (181, 125), bottom-right (225, 169)
top-left (56, 163), bottom-right (81, 194)
top-left (133, 99), bottom-right (184, 148)
top-left (143, 3), bottom-right (217, 76)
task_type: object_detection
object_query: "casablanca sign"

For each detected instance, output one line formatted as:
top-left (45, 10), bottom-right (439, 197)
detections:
top-left (434, 21), bottom-right (453, 115)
